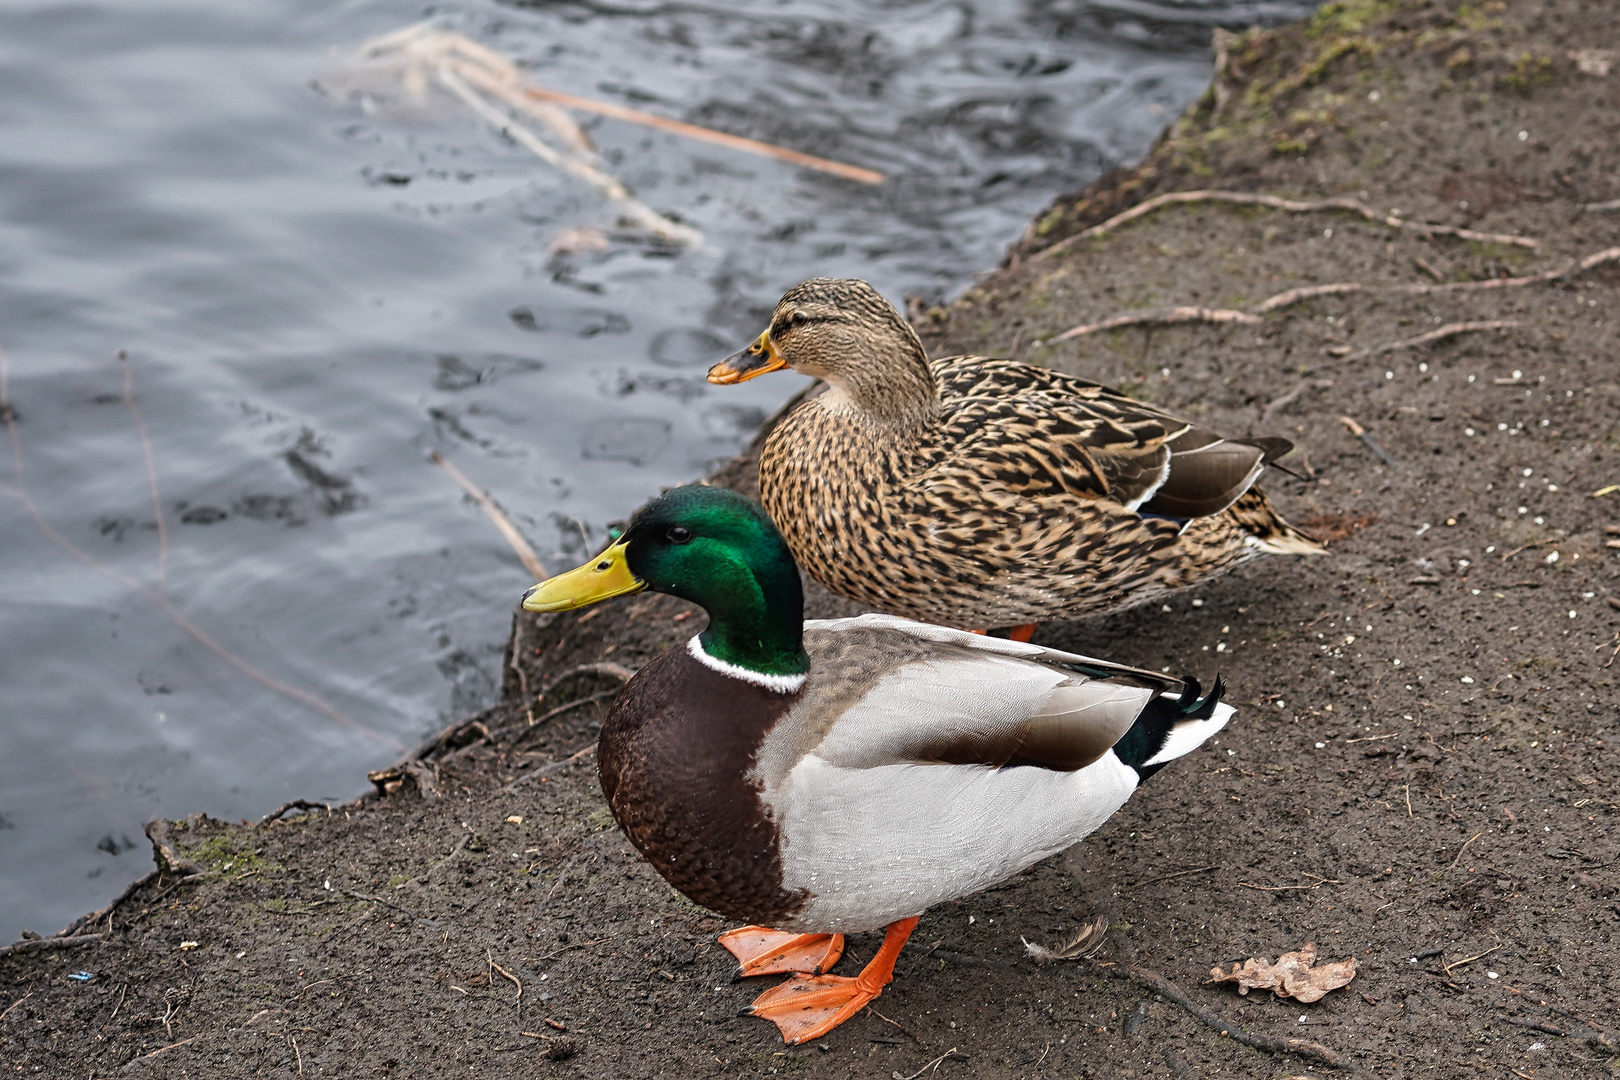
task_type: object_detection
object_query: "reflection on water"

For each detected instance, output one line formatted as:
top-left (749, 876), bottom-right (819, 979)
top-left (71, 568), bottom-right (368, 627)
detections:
top-left (0, 0), bottom-right (1318, 937)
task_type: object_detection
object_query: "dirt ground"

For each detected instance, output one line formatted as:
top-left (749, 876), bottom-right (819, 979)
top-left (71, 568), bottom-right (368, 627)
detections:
top-left (5, 1), bottom-right (1618, 1077)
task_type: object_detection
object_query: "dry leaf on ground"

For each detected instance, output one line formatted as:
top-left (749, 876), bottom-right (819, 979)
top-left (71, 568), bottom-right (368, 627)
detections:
top-left (1207, 942), bottom-right (1357, 1002)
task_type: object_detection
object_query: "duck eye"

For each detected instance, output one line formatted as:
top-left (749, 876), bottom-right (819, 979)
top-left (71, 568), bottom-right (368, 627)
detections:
top-left (666, 526), bottom-right (693, 544)
top-left (790, 311), bottom-right (808, 326)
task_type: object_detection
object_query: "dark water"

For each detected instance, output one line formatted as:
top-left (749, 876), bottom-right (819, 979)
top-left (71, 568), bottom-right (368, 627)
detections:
top-left (0, 0), bottom-right (1318, 938)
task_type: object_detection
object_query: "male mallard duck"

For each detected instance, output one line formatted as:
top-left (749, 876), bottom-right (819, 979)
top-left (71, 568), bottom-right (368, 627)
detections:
top-left (707, 278), bottom-right (1324, 637)
top-left (523, 484), bottom-right (1232, 1044)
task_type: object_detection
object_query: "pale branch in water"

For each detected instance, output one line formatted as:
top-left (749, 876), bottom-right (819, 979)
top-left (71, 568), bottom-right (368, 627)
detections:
top-left (357, 23), bottom-right (881, 185)
top-left (430, 451), bottom-right (547, 580)
top-left (118, 348), bottom-right (167, 587)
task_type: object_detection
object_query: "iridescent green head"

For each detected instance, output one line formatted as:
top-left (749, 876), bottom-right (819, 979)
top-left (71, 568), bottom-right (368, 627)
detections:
top-left (523, 485), bottom-right (808, 677)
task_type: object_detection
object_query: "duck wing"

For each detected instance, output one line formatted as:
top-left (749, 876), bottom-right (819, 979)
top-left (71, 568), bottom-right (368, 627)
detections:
top-left (928, 355), bottom-right (1291, 518)
top-left (758, 614), bottom-right (1226, 783)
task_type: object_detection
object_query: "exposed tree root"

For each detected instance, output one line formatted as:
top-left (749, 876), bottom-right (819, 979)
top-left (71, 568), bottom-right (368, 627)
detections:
top-left (1043, 306), bottom-right (1262, 343)
top-left (1034, 189), bottom-right (1540, 262)
top-left (1082, 961), bottom-right (1370, 1075)
top-left (1349, 320), bottom-right (1520, 360)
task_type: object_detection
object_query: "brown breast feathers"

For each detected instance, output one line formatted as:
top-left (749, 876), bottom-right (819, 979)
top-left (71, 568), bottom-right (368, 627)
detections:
top-left (597, 646), bottom-right (808, 926)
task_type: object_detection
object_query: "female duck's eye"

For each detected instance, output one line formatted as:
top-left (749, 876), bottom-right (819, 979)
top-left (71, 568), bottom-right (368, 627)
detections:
top-left (667, 526), bottom-right (693, 544)
top-left (790, 311), bottom-right (808, 326)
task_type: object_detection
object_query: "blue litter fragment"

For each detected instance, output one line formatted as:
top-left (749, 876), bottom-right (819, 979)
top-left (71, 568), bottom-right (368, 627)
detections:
top-left (67, 971), bottom-right (93, 982)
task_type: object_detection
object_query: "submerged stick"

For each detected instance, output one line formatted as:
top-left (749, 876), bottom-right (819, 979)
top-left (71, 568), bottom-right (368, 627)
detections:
top-left (429, 451), bottom-right (546, 580)
top-left (0, 340), bottom-right (394, 747)
top-left (434, 64), bottom-right (701, 246)
top-left (118, 349), bottom-right (167, 586)
top-left (359, 23), bottom-right (881, 185)
top-left (515, 83), bottom-right (884, 185)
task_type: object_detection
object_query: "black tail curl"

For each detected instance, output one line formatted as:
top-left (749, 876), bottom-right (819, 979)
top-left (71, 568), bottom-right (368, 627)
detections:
top-left (1111, 675), bottom-right (1226, 781)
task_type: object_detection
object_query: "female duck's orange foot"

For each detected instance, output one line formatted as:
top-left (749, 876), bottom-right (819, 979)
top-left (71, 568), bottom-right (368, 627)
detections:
top-left (743, 917), bottom-right (918, 1045)
top-left (971, 623), bottom-right (1039, 642)
top-left (718, 926), bottom-right (844, 978)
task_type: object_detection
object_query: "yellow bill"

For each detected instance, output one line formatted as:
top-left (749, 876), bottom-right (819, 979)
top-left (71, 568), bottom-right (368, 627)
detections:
top-left (522, 538), bottom-right (645, 612)
top-left (706, 330), bottom-right (788, 384)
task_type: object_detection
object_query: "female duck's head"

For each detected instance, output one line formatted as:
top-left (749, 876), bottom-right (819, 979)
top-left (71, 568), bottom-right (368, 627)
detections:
top-left (705, 278), bottom-right (935, 424)
top-left (523, 485), bottom-right (809, 678)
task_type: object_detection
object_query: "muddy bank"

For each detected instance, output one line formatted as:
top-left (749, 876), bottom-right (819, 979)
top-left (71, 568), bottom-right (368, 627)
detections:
top-left (5, 2), bottom-right (1618, 1077)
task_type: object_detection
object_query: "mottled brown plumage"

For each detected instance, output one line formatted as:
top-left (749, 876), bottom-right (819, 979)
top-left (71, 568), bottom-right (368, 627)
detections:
top-left (709, 278), bottom-right (1324, 629)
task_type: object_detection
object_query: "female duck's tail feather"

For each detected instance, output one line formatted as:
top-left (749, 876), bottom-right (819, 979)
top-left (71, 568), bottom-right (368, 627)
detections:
top-left (1111, 676), bottom-right (1232, 781)
top-left (1226, 489), bottom-right (1328, 556)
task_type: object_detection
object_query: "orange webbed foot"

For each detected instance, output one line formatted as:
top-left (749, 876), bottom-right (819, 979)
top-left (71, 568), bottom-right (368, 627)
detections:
top-left (970, 623), bottom-right (1039, 642)
top-left (743, 917), bottom-right (918, 1045)
top-left (718, 926), bottom-right (844, 978)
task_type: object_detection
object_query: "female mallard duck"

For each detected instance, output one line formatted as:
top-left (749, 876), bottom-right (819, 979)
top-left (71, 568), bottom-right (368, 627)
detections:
top-left (523, 484), bottom-right (1232, 1044)
top-left (707, 278), bottom-right (1324, 637)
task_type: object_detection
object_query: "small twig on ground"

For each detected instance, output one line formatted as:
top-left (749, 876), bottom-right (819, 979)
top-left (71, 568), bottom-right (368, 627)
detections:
top-left (1238, 873), bottom-right (1341, 892)
top-left (1034, 189), bottom-right (1539, 262)
top-left (488, 949), bottom-right (524, 1021)
top-left (1581, 199), bottom-right (1620, 214)
top-left (430, 451), bottom-right (546, 580)
top-left (1404, 785), bottom-right (1413, 818)
top-left (133, 1032), bottom-right (204, 1061)
top-left (259, 800), bottom-right (331, 826)
top-left (1447, 831), bottom-right (1484, 871)
top-left (1043, 306), bottom-right (1261, 344)
top-left (1127, 865), bottom-right (1218, 890)
top-left (1083, 961), bottom-right (1362, 1073)
top-left (926, 948), bottom-right (1022, 971)
top-left (1442, 942), bottom-right (1500, 976)
top-left (511, 691), bottom-right (618, 746)
top-left (539, 662), bottom-right (637, 696)
top-left (895, 1047), bottom-right (965, 1080)
top-left (1503, 1015), bottom-right (1619, 1052)
top-left (1339, 417), bottom-right (1397, 469)
top-left (504, 743), bottom-right (598, 792)
top-left (1349, 320), bottom-right (1519, 359)
top-left (340, 889), bottom-right (430, 924)
top-left (866, 1006), bottom-right (922, 1043)
top-left (535, 854), bottom-right (586, 917)
top-left (0, 994), bottom-right (31, 1022)
top-left (1499, 538), bottom-right (1558, 561)
top-left (292, 1034), bottom-right (305, 1076)
top-left (1260, 380), bottom-right (1332, 429)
